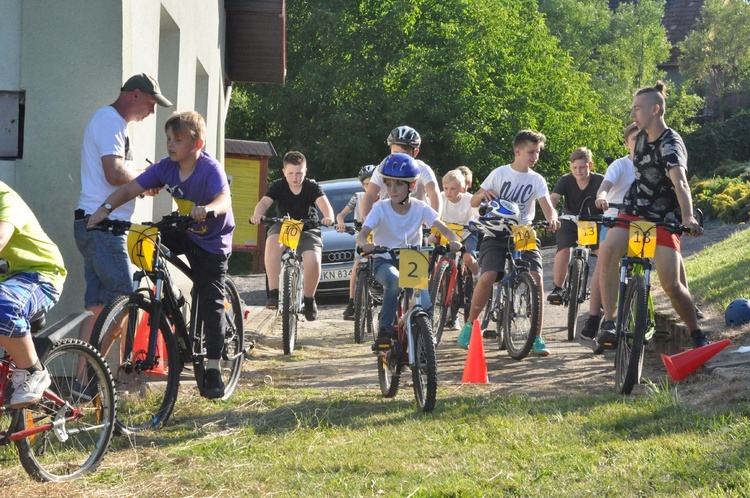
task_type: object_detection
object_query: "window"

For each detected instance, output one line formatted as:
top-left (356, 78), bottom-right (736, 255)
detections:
top-left (0, 91), bottom-right (25, 159)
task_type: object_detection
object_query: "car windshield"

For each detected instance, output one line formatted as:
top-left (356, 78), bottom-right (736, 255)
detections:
top-left (319, 183), bottom-right (362, 223)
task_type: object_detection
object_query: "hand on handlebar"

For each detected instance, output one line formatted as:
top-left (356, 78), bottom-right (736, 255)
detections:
top-left (190, 206), bottom-right (209, 223)
top-left (87, 207), bottom-right (109, 229)
top-left (595, 198), bottom-right (609, 211)
top-left (448, 240), bottom-right (462, 254)
top-left (249, 214), bottom-right (265, 225)
top-left (320, 217), bottom-right (334, 227)
top-left (360, 242), bottom-right (376, 255)
top-left (547, 218), bottom-right (560, 233)
top-left (683, 216), bottom-right (703, 237)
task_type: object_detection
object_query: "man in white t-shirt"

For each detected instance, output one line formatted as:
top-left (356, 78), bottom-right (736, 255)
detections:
top-left (73, 73), bottom-right (172, 345)
top-left (359, 126), bottom-right (442, 220)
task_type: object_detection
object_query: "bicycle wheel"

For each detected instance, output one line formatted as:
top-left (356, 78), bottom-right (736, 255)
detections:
top-left (503, 271), bottom-right (540, 360)
top-left (220, 277), bottom-right (245, 399)
top-left (615, 274), bottom-right (648, 395)
top-left (462, 270), bottom-right (474, 324)
top-left (90, 293), bottom-right (181, 434)
top-left (15, 339), bottom-right (116, 482)
top-left (377, 340), bottom-right (402, 398)
top-left (430, 260), bottom-right (452, 346)
top-left (353, 269), bottom-right (374, 344)
top-left (281, 262), bottom-right (300, 355)
top-left (567, 258), bottom-right (584, 341)
top-left (411, 313), bottom-right (437, 413)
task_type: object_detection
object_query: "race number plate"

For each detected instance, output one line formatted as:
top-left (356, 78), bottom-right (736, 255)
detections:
top-left (628, 221), bottom-right (656, 258)
top-left (279, 219), bottom-right (303, 249)
top-left (577, 221), bottom-right (598, 246)
top-left (399, 249), bottom-right (430, 290)
top-left (511, 225), bottom-right (536, 251)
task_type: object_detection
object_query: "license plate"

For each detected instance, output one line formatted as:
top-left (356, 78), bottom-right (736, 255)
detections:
top-left (321, 268), bottom-right (352, 281)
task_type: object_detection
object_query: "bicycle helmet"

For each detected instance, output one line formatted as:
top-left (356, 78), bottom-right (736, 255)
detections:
top-left (725, 298), bottom-right (750, 327)
top-left (358, 164), bottom-right (376, 182)
top-left (386, 126), bottom-right (421, 148)
top-left (379, 153), bottom-right (419, 183)
top-left (471, 198), bottom-right (521, 237)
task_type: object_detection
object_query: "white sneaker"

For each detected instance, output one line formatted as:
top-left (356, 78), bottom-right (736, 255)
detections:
top-left (10, 368), bottom-right (51, 409)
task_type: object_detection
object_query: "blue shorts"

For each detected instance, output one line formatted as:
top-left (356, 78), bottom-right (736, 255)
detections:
top-left (74, 219), bottom-right (133, 307)
top-left (0, 273), bottom-right (60, 338)
top-left (462, 232), bottom-right (479, 255)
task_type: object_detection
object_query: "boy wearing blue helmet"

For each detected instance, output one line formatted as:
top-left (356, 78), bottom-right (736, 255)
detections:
top-left (459, 130), bottom-right (560, 353)
top-left (356, 153), bottom-right (461, 351)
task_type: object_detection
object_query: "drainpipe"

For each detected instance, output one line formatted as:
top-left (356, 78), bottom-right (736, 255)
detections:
top-left (223, 82), bottom-right (233, 125)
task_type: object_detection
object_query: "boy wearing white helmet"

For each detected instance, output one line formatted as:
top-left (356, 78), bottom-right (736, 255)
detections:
top-left (459, 130), bottom-right (560, 353)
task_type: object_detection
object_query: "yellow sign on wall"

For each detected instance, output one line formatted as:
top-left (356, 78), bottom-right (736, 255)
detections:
top-left (225, 157), bottom-right (261, 249)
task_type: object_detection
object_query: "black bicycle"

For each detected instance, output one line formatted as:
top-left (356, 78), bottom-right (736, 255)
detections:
top-left (89, 212), bottom-right (250, 433)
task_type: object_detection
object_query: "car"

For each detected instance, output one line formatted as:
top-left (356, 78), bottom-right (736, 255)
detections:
top-left (316, 178), bottom-right (362, 296)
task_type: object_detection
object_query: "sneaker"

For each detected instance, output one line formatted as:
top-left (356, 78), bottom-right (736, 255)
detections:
top-left (266, 289), bottom-right (279, 309)
top-left (581, 315), bottom-right (602, 341)
top-left (457, 322), bottom-right (472, 349)
top-left (547, 287), bottom-right (564, 305)
top-left (373, 328), bottom-right (393, 353)
top-left (691, 329), bottom-right (709, 348)
top-left (71, 379), bottom-right (97, 403)
top-left (343, 300), bottom-right (355, 321)
top-left (445, 317), bottom-right (459, 330)
top-left (203, 368), bottom-right (225, 399)
top-left (531, 337), bottom-right (550, 356)
top-left (10, 368), bottom-right (51, 409)
top-left (304, 297), bottom-right (318, 321)
top-left (695, 305), bottom-right (705, 320)
top-left (596, 320), bottom-right (617, 349)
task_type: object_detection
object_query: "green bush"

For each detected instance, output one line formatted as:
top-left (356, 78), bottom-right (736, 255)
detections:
top-left (684, 109), bottom-right (750, 178)
top-left (690, 175), bottom-right (750, 223)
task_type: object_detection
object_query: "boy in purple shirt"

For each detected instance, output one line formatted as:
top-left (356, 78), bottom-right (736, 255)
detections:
top-left (88, 111), bottom-right (234, 399)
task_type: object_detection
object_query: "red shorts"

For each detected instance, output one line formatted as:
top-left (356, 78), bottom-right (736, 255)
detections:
top-left (615, 214), bottom-right (681, 252)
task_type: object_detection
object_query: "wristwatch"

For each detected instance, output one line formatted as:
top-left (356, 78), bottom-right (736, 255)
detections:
top-left (100, 203), bottom-right (113, 213)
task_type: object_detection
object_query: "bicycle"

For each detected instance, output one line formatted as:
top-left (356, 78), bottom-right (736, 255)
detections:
top-left (557, 213), bottom-right (599, 340)
top-left (255, 216), bottom-right (322, 354)
top-left (477, 220), bottom-right (548, 360)
top-left (348, 224), bottom-right (383, 345)
top-left (0, 310), bottom-right (116, 481)
top-left (595, 215), bottom-right (693, 395)
top-left (89, 212), bottom-right (250, 433)
top-left (362, 245), bottom-right (439, 413)
top-left (428, 222), bottom-right (474, 345)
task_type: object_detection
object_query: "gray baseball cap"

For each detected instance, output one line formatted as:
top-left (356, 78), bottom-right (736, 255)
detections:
top-left (121, 73), bottom-right (173, 107)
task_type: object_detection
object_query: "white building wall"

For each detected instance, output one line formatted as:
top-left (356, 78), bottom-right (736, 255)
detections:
top-left (0, 0), bottom-right (22, 185)
top-left (14, 1), bottom-right (228, 321)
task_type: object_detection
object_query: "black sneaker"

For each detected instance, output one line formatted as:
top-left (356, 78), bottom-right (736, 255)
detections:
top-left (203, 369), bottom-right (225, 400)
top-left (695, 305), bottom-right (705, 320)
top-left (304, 297), bottom-right (318, 321)
top-left (482, 329), bottom-right (498, 339)
top-left (691, 329), bottom-right (709, 348)
top-left (581, 315), bottom-right (602, 341)
top-left (595, 320), bottom-right (617, 351)
top-left (343, 300), bottom-right (355, 321)
top-left (547, 287), bottom-right (564, 305)
top-left (373, 328), bottom-right (392, 353)
top-left (266, 289), bottom-right (279, 309)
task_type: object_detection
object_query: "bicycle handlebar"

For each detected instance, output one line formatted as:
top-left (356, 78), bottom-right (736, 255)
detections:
top-left (252, 216), bottom-right (323, 230)
top-left (89, 211), bottom-right (215, 235)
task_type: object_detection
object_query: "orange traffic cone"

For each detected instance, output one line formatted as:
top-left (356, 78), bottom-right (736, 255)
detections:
top-left (660, 339), bottom-right (731, 382)
top-left (461, 319), bottom-right (489, 384)
top-left (133, 311), bottom-right (169, 376)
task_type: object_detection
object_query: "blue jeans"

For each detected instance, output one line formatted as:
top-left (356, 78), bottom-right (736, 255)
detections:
top-left (372, 257), bottom-right (431, 334)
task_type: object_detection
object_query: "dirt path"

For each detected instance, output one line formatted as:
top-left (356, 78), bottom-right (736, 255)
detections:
top-left (234, 223), bottom-right (750, 405)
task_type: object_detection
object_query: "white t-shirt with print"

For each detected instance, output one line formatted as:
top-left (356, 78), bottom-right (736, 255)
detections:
top-left (371, 158), bottom-right (437, 206)
top-left (602, 156), bottom-right (635, 218)
top-left (480, 165), bottom-right (549, 225)
top-left (364, 199), bottom-right (439, 259)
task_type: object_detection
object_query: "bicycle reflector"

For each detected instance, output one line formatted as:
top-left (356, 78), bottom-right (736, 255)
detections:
top-left (127, 224), bottom-right (159, 271)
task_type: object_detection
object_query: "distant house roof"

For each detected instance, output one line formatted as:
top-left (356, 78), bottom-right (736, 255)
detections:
top-left (225, 0), bottom-right (286, 84)
top-left (225, 139), bottom-right (277, 157)
top-left (609, 0), bottom-right (704, 66)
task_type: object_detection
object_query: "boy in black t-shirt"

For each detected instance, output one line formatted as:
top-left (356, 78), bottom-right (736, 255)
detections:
top-left (547, 147), bottom-right (604, 304)
top-left (251, 151), bottom-right (335, 320)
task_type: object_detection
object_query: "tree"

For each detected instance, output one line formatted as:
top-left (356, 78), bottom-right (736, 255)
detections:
top-left (679, 0), bottom-right (750, 120)
top-left (537, 0), bottom-right (672, 124)
top-left (227, 0), bottom-right (624, 185)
